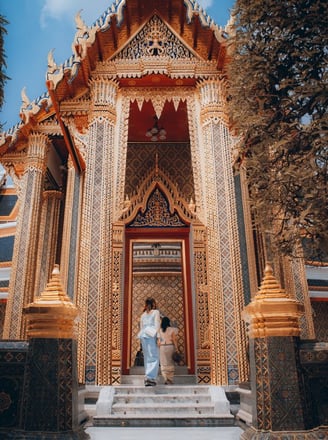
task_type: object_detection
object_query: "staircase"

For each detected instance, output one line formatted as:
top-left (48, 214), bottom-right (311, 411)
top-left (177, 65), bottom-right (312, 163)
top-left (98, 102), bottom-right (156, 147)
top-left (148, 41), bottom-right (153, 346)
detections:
top-left (92, 378), bottom-right (234, 427)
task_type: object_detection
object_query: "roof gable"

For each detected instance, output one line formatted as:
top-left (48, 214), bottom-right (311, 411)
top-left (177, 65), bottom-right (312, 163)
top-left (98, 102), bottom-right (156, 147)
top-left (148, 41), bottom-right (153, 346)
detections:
top-left (0, 0), bottom-right (230, 160)
top-left (113, 14), bottom-right (199, 61)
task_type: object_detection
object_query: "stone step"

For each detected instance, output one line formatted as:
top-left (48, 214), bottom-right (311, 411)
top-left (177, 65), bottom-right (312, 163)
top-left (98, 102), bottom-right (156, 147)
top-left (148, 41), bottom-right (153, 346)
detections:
top-left (111, 402), bottom-right (216, 415)
top-left (114, 385), bottom-right (211, 395)
top-left (113, 393), bottom-right (211, 404)
top-left (93, 384), bottom-right (234, 427)
top-left (122, 374), bottom-right (196, 385)
top-left (93, 415), bottom-right (235, 427)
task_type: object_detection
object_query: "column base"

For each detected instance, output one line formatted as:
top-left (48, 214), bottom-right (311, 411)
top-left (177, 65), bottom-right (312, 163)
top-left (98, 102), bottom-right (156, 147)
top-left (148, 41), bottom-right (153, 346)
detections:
top-left (241, 425), bottom-right (328, 440)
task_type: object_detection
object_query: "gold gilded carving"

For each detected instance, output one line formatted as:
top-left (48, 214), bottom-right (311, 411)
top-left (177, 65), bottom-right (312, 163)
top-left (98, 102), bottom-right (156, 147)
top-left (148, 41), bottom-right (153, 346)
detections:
top-left (239, 167), bottom-right (259, 298)
top-left (242, 264), bottom-right (304, 338)
top-left (114, 15), bottom-right (195, 60)
top-left (20, 88), bottom-right (50, 125)
top-left (34, 190), bottom-right (62, 297)
top-left (128, 188), bottom-right (186, 228)
top-left (26, 132), bottom-right (49, 174)
top-left (59, 163), bottom-right (78, 291)
top-left (199, 114), bottom-right (248, 384)
top-left (76, 116), bottom-right (115, 384)
top-left (122, 167), bottom-right (195, 226)
top-left (73, 115), bottom-right (89, 134)
top-left (3, 132), bottom-right (50, 339)
top-left (72, 11), bottom-right (97, 61)
top-left (186, 95), bottom-right (205, 222)
top-left (91, 79), bottom-right (118, 108)
top-left (121, 87), bottom-right (191, 120)
top-left (198, 79), bottom-right (229, 126)
top-left (24, 265), bottom-right (78, 339)
top-left (112, 96), bottom-right (130, 220)
top-left (95, 58), bottom-right (218, 81)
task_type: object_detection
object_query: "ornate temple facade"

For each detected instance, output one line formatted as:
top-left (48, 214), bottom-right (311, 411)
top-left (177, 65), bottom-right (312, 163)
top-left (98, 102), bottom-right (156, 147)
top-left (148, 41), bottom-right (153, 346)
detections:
top-left (0, 0), bottom-right (326, 388)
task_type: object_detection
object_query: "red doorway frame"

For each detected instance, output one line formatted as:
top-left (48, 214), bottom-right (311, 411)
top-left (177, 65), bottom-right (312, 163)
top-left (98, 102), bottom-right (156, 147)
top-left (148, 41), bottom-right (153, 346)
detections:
top-left (122, 227), bottom-right (195, 375)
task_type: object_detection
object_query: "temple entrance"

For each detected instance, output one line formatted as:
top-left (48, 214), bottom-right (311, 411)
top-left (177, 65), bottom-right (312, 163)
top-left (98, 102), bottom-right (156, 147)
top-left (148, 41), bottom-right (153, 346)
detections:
top-left (118, 158), bottom-right (200, 380)
top-left (122, 228), bottom-right (195, 375)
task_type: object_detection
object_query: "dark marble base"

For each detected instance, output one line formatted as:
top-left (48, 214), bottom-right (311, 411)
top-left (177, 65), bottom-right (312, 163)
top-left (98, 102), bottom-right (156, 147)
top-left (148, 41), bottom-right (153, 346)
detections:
top-left (249, 337), bottom-right (306, 431)
top-left (0, 427), bottom-right (90, 440)
top-left (241, 425), bottom-right (328, 440)
top-left (23, 338), bottom-right (79, 432)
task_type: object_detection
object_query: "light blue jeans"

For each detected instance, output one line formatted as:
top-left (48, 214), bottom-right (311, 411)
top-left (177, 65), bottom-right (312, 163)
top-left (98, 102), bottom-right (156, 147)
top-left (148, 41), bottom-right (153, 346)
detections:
top-left (140, 336), bottom-right (159, 381)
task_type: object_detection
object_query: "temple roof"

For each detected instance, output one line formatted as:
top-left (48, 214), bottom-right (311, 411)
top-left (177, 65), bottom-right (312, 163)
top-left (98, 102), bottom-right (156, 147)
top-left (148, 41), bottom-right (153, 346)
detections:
top-left (0, 0), bottom-right (230, 158)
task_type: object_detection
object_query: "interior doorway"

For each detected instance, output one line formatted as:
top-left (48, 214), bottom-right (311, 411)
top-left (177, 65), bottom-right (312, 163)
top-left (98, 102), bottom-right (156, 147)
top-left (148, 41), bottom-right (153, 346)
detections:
top-left (122, 228), bottom-right (195, 375)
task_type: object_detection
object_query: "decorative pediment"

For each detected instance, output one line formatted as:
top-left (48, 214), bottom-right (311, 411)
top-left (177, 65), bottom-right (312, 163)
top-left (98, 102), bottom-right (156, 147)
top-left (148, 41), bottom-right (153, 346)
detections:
top-left (114, 15), bottom-right (198, 61)
top-left (128, 187), bottom-right (187, 228)
top-left (121, 163), bottom-right (196, 226)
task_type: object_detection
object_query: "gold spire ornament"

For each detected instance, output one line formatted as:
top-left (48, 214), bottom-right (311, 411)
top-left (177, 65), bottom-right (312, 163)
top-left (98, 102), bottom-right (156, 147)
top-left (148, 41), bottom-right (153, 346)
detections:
top-left (242, 264), bottom-right (304, 338)
top-left (24, 265), bottom-right (78, 339)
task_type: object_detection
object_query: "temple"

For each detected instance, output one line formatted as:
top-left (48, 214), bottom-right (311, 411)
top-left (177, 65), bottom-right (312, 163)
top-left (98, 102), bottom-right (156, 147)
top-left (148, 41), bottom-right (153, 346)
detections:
top-left (0, 1), bottom-right (327, 436)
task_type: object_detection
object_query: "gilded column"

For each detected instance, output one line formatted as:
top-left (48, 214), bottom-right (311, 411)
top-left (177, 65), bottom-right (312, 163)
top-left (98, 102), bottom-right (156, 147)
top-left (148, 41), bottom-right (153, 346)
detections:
top-left (59, 158), bottom-right (81, 297)
top-left (76, 78), bottom-right (118, 385)
top-left (239, 167), bottom-right (259, 298)
top-left (242, 264), bottom-right (306, 436)
top-left (34, 189), bottom-right (62, 297)
top-left (197, 79), bottom-right (248, 385)
top-left (3, 133), bottom-right (49, 339)
top-left (22, 266), bottom-right (80, 437)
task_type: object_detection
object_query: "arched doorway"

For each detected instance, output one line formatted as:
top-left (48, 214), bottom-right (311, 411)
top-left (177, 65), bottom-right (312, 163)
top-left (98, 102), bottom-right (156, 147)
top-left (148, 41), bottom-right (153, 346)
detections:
top-left (122, 226), bottom-right (195, 375)
top-left (112, 170), bottom-right (210, 384)
top-left (121, 182), bottom-right (196, 375)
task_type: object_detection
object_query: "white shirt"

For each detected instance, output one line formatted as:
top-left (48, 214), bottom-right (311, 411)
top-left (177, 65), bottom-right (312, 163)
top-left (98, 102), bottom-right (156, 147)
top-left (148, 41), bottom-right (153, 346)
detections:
top-left (138, 309), bottom-right (161, 338)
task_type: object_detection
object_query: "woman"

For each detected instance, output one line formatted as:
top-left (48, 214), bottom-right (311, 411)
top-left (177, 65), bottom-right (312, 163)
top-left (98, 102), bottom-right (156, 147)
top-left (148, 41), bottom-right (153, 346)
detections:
top-left (137, 297), bottom-right (161, 386)
top-left (159, 316), bottom-right (178, 385)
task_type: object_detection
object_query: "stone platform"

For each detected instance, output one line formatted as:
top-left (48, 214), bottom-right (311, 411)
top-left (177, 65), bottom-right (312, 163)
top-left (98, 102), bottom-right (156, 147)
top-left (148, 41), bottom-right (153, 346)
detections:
top-left (93, 383), bottom-right (234, 427)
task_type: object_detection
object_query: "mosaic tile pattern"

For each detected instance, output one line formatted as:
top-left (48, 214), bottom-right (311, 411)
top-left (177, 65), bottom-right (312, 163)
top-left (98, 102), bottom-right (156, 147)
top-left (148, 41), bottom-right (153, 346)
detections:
top-left (312, 301), bottom-right (328, 341)
top-left (0, 342), bottom-right (27, 429)
top-left (131, 273), bottom-right (184, 365)
top-left (251, 337), bottom-right (305, 431)
top-left (125, 143), bottom-right (194, 204)
top-left (4, 134), bottom-right (49, 340)
top-left (77, 117), bottom-right (115, 384)
top-left (201, 102), bottom-right (247, 385)
top-left (22, 338), bottom-right (77, 432)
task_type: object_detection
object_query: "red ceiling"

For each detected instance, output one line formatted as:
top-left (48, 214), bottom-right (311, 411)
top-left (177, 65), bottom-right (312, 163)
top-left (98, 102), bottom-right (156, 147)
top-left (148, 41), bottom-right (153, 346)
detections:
top-left (128, 99), bottom-right (189, 142)
top-left (124, 75), bottom-right (193, 143)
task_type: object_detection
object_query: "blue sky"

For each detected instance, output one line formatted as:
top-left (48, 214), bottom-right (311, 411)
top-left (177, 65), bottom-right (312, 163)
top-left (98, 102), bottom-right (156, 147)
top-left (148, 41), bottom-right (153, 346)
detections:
top-left (0, 0), bottom-right (234, 130)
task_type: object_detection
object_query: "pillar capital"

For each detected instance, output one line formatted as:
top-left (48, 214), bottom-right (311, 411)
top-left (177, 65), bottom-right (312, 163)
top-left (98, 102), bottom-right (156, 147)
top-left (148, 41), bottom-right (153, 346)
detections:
top-left (90, 78), bottom-right (118, 123)
top-left (197, 78), bottom-right (228, 125)
top-left (25, 132), bottom-right (50, 173)
top-left (28, 132), bottom-right (49, 154)
top-left (42, 189), bottom-right (63, 201)
top-left (24, 265), bottom-right (78, 339)
top-left (242, 263), bottom-right (304, 338)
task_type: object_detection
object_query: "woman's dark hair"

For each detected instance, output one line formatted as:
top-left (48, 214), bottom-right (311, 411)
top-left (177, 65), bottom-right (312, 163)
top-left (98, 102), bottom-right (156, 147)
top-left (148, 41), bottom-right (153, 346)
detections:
top-left (144, 297), bottom-right (156, 312)
top-left (161, 316), bottom-right (171, 332)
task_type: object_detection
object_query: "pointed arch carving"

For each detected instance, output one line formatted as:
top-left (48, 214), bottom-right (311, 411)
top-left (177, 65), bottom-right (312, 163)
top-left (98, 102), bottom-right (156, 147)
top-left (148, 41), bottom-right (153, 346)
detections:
top-left (121, 167), bottom-right (196, 226)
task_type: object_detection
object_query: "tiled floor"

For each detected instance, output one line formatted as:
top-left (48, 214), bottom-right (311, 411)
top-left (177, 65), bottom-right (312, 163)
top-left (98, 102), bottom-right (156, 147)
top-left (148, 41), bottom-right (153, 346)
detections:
top-left (85, 426), bottom-right (243, 440)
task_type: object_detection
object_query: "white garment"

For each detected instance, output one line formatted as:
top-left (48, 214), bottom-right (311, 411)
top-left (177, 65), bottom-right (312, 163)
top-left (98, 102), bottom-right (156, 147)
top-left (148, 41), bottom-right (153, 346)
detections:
top-left (137, 309), bottom-right (161, 339)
